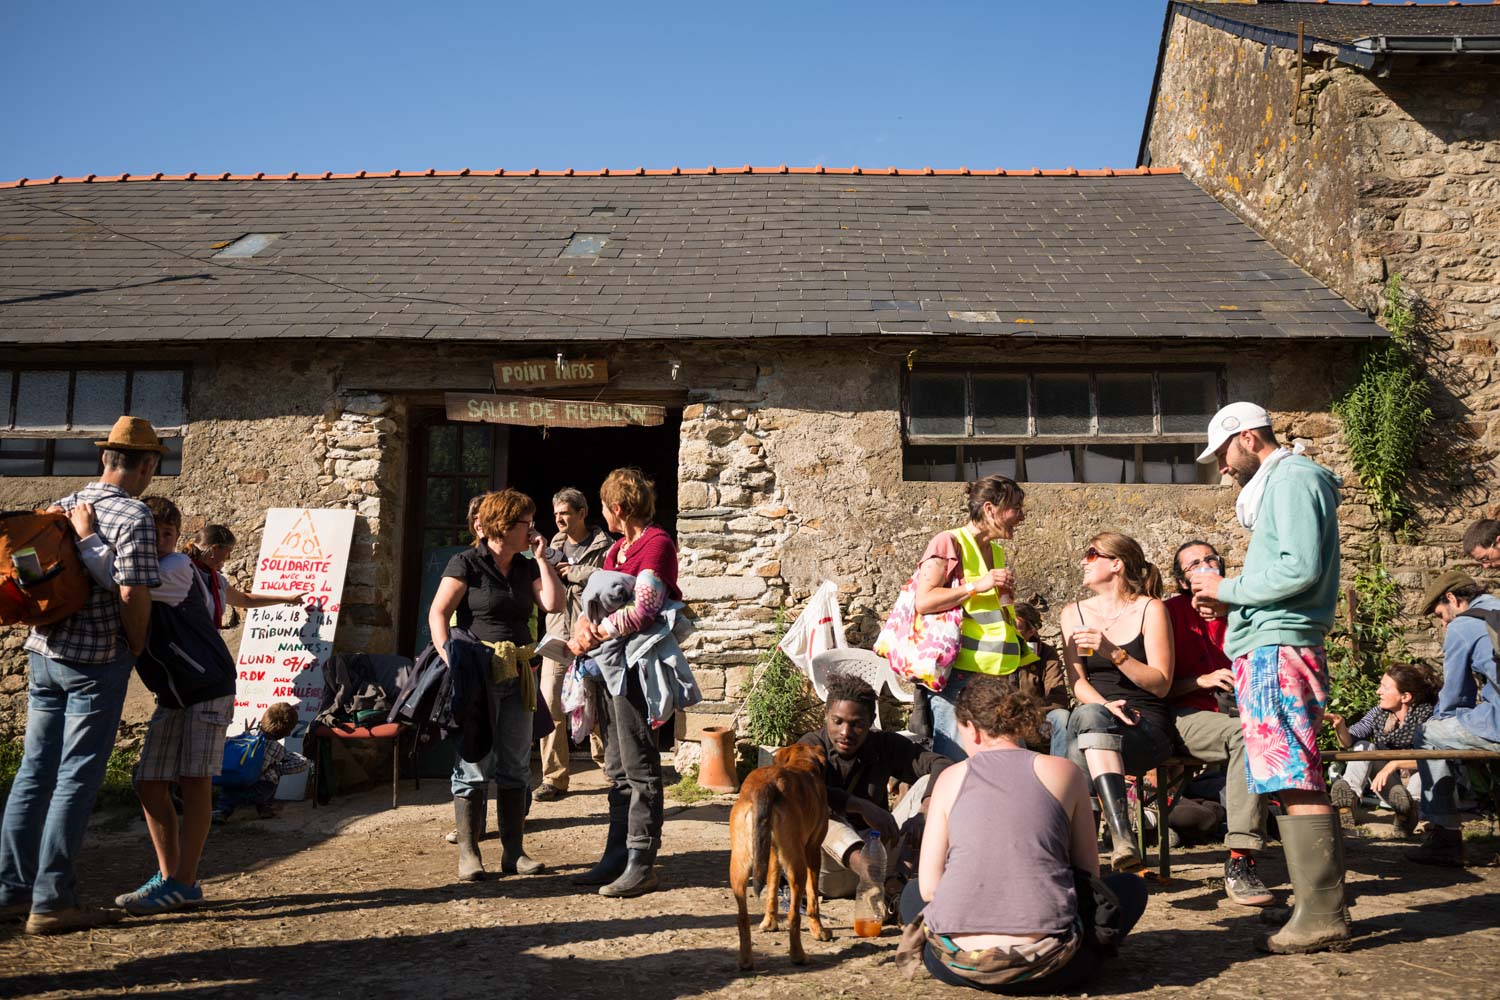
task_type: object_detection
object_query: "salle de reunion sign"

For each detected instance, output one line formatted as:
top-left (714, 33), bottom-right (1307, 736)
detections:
top-left (445, 392), bottom-right (665, 428)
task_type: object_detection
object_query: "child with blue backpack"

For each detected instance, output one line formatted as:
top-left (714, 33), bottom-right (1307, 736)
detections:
top-left (213, 702), bottom-right (308, 822)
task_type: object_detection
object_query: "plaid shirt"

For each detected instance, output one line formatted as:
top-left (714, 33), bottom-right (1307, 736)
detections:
top-left (261, 739), bottom-right (309, 785)
top-left (26, 482), bottom-right (160, 665)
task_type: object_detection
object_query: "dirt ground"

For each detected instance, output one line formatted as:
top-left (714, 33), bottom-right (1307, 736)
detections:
top-left (2, 761), bottom-right (1498, 1000)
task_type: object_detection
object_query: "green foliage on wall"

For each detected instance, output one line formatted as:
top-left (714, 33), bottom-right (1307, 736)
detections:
top-left (744, 613), bottom-right (822, 747)
top-left (1331, 274), bottom-right (1433, 530)
top-left (1322, 542), bottom-right (1409, 749)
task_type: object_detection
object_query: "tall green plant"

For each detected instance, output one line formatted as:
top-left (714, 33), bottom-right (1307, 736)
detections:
top-left (744, 613), bottom-right (821, 747)
top-left (1322, 542), bottom-right (1408, 747)
top-left (1331, 274), bottom-right (1433, 530)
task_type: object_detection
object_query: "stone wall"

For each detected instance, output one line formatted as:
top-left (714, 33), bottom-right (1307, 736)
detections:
top-left (1, 335), bottom-right (1358, 740)
top-left (1146, 13), bottom-right (1500, 641)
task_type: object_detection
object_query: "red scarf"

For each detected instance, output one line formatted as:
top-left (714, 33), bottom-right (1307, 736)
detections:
top-left (191, 557), bottom-right (226, 629)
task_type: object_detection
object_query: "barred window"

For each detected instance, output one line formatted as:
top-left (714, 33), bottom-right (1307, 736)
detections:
top-left (902, 366), bottom-right (1223, 484)
top-left (0, 368), bottom-right (186, 477)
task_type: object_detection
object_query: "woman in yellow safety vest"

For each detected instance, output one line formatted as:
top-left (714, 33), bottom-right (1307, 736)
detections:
top-left (914, 475), bottom-right (1038, 761)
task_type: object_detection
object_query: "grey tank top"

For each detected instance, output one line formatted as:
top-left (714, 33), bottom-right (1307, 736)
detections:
top-left (921, 747), bottom-right (1077, 938)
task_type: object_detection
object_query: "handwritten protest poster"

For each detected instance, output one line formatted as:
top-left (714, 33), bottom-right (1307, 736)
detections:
top-left (232, 507), bottom-right (356, 799)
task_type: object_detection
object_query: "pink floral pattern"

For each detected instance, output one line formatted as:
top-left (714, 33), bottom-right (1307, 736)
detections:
top-left (1233, 644), bottom-right (1329, 794)
top-left (875, 575), bottom-right (962, 692)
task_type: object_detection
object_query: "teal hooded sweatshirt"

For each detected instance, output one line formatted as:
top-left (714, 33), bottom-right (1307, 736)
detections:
top-left (1218, 454), bottom-right (1343, 660)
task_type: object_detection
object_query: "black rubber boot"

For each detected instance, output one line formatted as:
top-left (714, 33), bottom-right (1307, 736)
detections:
top-left (1094, 774), bottom-right (1145, 874)
top-left (497, 787), bottom-right (544, 875)
top-left (573, 800), bottom-right (630, 886)
top-left (454, 794), bottom-right (486, 882)
top-left (599, 848), bottom-right (660, 898)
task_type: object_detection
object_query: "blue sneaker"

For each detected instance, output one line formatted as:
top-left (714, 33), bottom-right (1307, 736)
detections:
top-left (114, 872), bottom-right (165, 909)
top-left (123, 876), bottom-right (202, 915)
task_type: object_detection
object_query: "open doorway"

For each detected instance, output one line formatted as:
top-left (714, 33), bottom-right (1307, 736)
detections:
top-left (503, 409), bottom-right (683, 541)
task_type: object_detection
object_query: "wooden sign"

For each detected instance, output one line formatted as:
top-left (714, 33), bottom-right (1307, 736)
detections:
top-left (493, 357), bottom-right (609, 389)
top-left (446, 392), bottom-right (665, 428)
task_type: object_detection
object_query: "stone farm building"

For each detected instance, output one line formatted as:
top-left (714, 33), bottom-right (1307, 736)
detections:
top-left (2, 0), bottom-right (1496, 747)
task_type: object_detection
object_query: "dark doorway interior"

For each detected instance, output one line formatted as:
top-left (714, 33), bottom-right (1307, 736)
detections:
top-left (503, 409), bottom-right (683, 541)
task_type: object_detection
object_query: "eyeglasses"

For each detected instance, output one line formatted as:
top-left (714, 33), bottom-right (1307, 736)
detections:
top-left (1182, 553), bottom-right (1222, 573)
top-left (1082, 547), bottom-right (1105, 562)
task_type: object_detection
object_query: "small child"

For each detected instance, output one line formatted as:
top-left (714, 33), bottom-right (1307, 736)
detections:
top-left (214, 702), bottom-right (309, 822)
top-left (1326, 662), bottom-right (1437, 834)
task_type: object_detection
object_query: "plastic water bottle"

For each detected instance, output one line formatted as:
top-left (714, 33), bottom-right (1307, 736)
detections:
top-left (853, 830), bottom-right (887, 937)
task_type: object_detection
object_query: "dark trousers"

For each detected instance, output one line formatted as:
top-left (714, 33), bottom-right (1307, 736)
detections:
top-left (216, 779), bottom-right (277, 818)
top-left (602, 670), bottom-right (663, 852)
top-left (898, 874), bottom-right (1148, 994)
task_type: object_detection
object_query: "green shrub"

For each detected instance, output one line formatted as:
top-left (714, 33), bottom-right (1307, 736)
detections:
top-left (665, 766), bottom-right (718, 805)
top-left (0, 740), bottom-right (140, 814)
top-left (1322, 545), bottom-right (1408, 749)
top-left (1331, 274), bottom-right (1433, 531)
top-left (744, 613), bottom-right (822, 747)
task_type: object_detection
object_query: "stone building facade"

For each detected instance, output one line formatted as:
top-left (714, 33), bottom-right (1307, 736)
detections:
top-left (1, 161), bottom-right (1384, 742)
top-left (1141, 0), bottom-right (1500, 635)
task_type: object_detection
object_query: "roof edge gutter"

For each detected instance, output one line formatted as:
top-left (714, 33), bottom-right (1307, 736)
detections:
top-left (1174, 4), bottom-right (1376, 71)
top-left (1355, 35), bottom-right (1500, 55)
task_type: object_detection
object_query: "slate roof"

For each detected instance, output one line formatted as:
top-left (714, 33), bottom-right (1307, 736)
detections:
top-left (0, 168), bottom-right (1383, 345)
top-left (1175, 1), bottom-right (1500, 59)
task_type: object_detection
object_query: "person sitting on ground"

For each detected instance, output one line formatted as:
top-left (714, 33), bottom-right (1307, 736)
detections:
top-left (76, 496), bottom-right (236, 915)
top-left (797, 674), bottom-right (951, 908)
top-left (1326, 663), bottom-right (1436, 835)
top-left (1163, 539), bottom-right (1273, 906)
top-left (1010, 603), bottom-right (1070, 757)
top-left (1408, 570), bottom-right (1500, 867)
top-left (1461, 519), bottom-right (1500, 571)
top-left (1060, 532), bottom-right (1175, 874)
top-left (184, 524), bottom-right (307, 629)
top-left (213, 702), bottom-right (309, 822)
top-left (896, 677), bottom-right (1147, 993)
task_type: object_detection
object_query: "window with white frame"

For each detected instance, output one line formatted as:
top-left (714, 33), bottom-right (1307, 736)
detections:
top-left (902, 366), bottom-right (1223, 484)
top-left (0, 368), bottom-right (186, 477)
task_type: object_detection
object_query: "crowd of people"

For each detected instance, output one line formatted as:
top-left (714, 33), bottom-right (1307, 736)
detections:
top-left (1, 398), bottom-right (1497, 993)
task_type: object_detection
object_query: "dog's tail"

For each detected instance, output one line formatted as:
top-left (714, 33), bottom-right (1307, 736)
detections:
top-left (749, 781), bottom-right (777, 898)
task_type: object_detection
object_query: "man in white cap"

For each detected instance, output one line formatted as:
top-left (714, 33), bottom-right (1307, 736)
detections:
top-left (1188, 402), bottom-right (1349, 954)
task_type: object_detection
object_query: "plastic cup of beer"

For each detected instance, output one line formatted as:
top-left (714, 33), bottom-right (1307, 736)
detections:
top-left (1077, 635), bottom-right (1096, 657)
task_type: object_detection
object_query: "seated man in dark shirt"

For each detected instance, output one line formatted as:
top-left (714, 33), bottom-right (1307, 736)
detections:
top-left (797, 673), bottom-right (951, 899)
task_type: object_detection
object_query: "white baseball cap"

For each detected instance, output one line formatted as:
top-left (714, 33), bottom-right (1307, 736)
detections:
top-left (1196, 402), bottom-right (1271, 464)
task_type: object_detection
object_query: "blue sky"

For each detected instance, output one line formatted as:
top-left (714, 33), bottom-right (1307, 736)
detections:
top-left (2, 2), bottom-right (1169, 180)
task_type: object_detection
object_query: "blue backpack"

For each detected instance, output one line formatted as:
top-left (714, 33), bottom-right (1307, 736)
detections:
top-left (214, 731), bottom-right (268, 789)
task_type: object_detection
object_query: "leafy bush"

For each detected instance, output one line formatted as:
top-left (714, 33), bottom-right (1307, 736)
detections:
top-left (1322, 546), bottom-right (1408, 749)
top-left (0, 740), bottom-right (140, 813)
top-left (1331, 274), bottom-right (1433, 530)
top-left (744, 614), bottom-right (822, 747)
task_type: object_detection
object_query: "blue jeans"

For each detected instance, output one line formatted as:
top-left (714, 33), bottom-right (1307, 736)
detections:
top-left (1046, 708), bottom-right (1072, 758)
top-left (931, 670), bottom-right (977, 761)
top-left (1066, 703), bottom-right (1174, 777)
top-left (1416, 715), bottom-right (1500, 828)
top-left (451, 677), bottom-right (533, 798)
top-left (0, 648), bottom-right (133, 913)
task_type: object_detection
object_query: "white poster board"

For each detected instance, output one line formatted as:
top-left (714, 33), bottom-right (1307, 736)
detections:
top-left (232, 507), bottom-right (356, 799)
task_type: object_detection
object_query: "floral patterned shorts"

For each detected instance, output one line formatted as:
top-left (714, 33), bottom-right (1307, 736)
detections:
top-left (1232, 644), bottom-right (1329, 795)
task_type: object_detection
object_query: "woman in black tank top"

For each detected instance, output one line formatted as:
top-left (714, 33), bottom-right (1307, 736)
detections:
top-left (1060, 532), bottom-right (1176, 874)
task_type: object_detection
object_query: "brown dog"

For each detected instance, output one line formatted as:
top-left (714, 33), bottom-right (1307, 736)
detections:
top-left (729, 742), bottom-right (832, 970)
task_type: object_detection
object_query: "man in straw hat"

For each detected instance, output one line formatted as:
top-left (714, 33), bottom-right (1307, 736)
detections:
top-left (1187, 402), bottom-right (1350, 954)
top-left (1407, 569), bottom-right (1500, 867)
top-left (0, 416), bottom-right (165, 934)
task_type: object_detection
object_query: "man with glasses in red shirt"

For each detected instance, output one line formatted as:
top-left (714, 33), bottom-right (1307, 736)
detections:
top-left (1165, 540), bottom-right (1272, 907)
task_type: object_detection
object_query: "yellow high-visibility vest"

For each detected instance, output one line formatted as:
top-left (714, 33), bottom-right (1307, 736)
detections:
top-left (951, 527), bottom-right (1037, 677)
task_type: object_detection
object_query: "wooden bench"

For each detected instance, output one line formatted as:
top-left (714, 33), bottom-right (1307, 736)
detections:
top-left (1130, 755), bottom-right (1209, 881)
top-left (1326, 747), bottom-right (1500, 830)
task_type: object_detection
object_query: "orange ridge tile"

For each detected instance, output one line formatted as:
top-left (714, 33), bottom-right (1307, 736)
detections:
top-left (0, 164), bottom-right (1183, 189)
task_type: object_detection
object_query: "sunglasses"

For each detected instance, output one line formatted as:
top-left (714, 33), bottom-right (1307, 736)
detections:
top-left (1082, 547), bottom-right (1107, 562)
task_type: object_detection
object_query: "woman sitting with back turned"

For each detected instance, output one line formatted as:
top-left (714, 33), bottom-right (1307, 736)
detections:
top-left (1060, 532), bottom-right (1175, 874)
top-left (896, 677), bottom-right (1148, 992)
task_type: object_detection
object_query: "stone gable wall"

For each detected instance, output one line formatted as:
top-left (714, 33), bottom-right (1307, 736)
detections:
top-left (1147, 13), bottom-right (1500, 638)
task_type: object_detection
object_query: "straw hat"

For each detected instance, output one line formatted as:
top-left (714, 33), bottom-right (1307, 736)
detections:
top-left (93, 416), bottom-right (167, 453)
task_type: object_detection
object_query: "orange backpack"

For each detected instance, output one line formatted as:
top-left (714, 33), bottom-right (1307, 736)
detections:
top-left (0, 510), bottom-right (91, 626)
